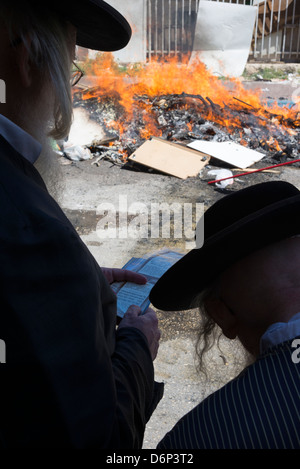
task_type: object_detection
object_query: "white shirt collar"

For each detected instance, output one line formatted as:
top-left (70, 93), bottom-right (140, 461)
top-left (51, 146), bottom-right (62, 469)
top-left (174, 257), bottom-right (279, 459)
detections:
top-left (260, 312), bottom-right (300, 354)
top-left (0, 114), bottom-right (41, 164)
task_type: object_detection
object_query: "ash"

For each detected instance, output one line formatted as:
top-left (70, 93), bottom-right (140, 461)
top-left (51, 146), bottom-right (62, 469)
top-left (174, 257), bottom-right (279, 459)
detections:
top-left (73, 88), bottom-right (300, 167)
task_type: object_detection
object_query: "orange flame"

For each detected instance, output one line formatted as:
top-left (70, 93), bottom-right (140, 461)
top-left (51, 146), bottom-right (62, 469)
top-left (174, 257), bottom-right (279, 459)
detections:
top-left (78, 53), bottom-right (299, 152)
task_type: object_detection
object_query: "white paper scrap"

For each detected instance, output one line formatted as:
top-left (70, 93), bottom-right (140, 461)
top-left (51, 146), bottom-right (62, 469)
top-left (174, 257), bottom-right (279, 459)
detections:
top-left (187, 140), bottom-right (265, 169)
top-left (207, 169), bottom-right (234, 189)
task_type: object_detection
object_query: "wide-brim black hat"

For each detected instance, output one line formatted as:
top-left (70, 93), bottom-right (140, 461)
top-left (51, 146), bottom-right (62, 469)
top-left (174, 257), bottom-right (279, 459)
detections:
top-left (40, 0), bottom-right (132, 51)
top-left (149, 181), bottom-right (300, 311)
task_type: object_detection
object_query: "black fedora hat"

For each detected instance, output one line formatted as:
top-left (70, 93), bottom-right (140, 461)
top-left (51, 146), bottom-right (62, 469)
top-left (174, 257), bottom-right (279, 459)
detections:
top-left (149, 181), bottom-right (300, 311)
top-left (27, 0), bottom-right (132, 51)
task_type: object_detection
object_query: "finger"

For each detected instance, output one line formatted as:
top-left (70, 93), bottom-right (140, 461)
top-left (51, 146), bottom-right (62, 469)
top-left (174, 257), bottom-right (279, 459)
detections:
top-left (124, 304), bottom-right (142, 317)
top-left (143, 308), bottom-right (158, 324)
top-left (127, 271), bottom-right (147, 284)
top-left (143, 307), bottom-right (156, 315)
top-left (114, 269), bottom-right (147, 285)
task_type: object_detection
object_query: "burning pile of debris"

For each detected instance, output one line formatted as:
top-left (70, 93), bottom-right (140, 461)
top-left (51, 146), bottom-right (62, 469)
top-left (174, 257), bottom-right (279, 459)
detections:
top-left (67, 55), bottom-right (299, 177)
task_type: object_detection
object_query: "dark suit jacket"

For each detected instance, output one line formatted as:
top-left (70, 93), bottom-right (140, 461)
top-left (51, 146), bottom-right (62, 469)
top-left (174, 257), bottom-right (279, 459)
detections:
top-left (0, 136), bottom-right (155, 448)
top-left (157, 337), bottom-right (300, 449)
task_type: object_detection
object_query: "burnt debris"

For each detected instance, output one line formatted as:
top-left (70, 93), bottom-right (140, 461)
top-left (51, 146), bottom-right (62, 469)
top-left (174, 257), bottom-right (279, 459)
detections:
top-left (72, 86), bottom-right (300, 168)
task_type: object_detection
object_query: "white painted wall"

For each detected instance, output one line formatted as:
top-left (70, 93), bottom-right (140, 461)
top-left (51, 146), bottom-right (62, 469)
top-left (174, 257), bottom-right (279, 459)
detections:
top-left (108, 0), bottom-right (147, 63)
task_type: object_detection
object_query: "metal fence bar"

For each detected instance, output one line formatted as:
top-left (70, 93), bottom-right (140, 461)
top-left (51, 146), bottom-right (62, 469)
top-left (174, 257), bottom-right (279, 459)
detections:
top-left (281, 0), bottom-right (288, 59)
top-left (267, 0), bottom-right (275, 59)
top-left (289, 0), bottom-right (296, 59)
top-left (297, 19), bottom-right (300, 57)
top-left (210, 0), bottom-right (254, 4)
top-left (175, 0), bottom-right (178, 55)
top-left (253, 0), bottom-right (259, 58)
top-left (181, 0), bottom-right (185, 55)
top-left (168, 0), bottom-right (171, 55)
top-left (260, 0), bottom-right (266, 57)
top-left (148, 0), bottom-right (152, 60)
top-left (155, 0), bottom-right (157, 58)
top-left (275, 0), bottom-right (282, 61)
top-left (162, 0), bottom-right (165, 56)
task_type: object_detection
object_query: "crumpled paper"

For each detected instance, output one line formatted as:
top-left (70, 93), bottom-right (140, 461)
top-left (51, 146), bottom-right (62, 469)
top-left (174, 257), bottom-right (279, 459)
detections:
top-left (207, 169), bottom-right (234, 189)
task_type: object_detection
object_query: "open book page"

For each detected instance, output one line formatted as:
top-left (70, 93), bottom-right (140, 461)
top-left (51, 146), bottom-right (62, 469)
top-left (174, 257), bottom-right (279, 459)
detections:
top-left (111, 249), bottom-right (183, 318)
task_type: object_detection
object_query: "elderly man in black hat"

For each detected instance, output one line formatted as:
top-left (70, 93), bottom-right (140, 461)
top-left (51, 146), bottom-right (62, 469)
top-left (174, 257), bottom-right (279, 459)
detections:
top-left (150, 180), bottom-right (300, 449)
top-left (0, 0), bottom-right (162, 448)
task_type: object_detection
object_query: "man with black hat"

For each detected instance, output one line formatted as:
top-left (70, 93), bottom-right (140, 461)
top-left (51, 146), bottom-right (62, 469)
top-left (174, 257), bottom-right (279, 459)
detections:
top-left (150, 181), bottom-right (300, 449)
top-left (0, 1), bottom-right (161, 448)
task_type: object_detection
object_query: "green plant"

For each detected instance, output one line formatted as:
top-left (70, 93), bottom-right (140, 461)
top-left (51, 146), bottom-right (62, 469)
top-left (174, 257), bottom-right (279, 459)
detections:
top-left (243, 67), bottom-right (289, 81)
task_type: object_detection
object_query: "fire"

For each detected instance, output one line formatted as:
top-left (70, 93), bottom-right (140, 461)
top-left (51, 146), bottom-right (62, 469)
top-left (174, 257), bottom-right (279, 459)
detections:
top-left (265, 137), bottom-right (283, 152)
top-left (77, 53), bottom-right (299, 157)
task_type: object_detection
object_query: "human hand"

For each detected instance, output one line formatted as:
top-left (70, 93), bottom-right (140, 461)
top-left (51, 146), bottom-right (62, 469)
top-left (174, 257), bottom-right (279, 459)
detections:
top-left (118, 305), bottom-right (161, 361)
top-left (102, 267), bottom-right (147, 285)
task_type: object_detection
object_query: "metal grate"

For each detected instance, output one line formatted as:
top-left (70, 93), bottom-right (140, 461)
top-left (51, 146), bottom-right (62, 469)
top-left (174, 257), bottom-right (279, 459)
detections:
top-left (207, 0), bottom-right (253, 3)
top-left (146, 0), bottom-right (200, 59)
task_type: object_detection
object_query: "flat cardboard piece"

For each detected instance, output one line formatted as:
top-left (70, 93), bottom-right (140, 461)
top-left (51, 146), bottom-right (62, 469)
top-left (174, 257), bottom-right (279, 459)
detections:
top-left (129, 137), bottom-right (210, 179)
top-left (188, 140), bottom-right (265, 169)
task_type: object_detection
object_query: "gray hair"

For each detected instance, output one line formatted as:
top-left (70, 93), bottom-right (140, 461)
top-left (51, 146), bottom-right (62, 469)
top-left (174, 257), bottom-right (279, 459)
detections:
top-left (192, 277), bottom-right (254, 376)
top-left (191, 282), bottom-right (223, 375)
top-left (0, 1), bottom-right (73, 139)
